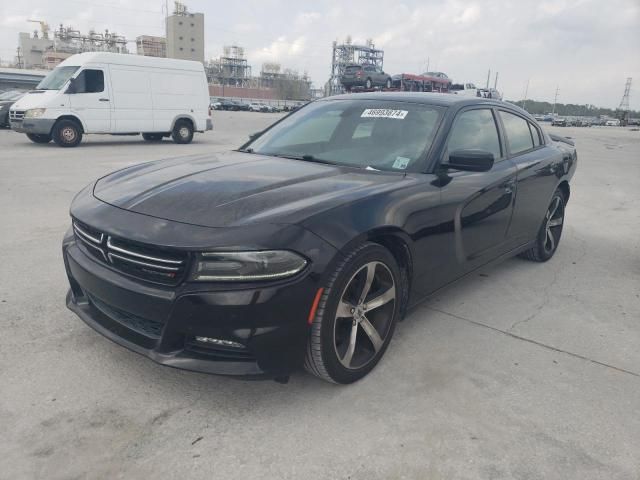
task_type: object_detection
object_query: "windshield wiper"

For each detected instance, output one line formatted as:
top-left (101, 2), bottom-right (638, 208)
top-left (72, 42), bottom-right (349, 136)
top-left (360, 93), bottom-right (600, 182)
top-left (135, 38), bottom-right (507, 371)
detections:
top-left (269, 153), bottom-right (336, 166)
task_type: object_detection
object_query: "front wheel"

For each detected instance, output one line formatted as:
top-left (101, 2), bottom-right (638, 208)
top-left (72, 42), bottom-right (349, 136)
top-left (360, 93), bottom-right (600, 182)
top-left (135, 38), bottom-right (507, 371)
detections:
top-left (52, 119), bottom-right (82, 147)
top-left (386, 78), bottom-right (392, 89)
top-left (171, 119), bottom-right (194, 144)
top-left (305, 242), bottom-right (402, 384)
top-left (26, 133), bottom-right (51, 144)
top-left (365, 78), bottom-right (373, 89)
top-left (519, 189), bottom-right (566, 262)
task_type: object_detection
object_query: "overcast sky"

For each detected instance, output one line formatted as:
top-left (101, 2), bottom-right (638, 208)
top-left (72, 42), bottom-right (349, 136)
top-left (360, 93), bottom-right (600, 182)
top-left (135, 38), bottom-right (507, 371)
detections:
top-left (2, 0), bottom-right (639, 109)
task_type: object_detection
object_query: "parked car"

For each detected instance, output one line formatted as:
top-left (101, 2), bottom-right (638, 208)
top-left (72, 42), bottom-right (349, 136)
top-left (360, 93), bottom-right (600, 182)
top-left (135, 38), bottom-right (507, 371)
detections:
top-left (340, 64), bottom-right (392, 91)
top-left (552, 118), bottom-right (567, 127)
top-left (605, 119), bottom-right (620, 126)
top-left (210, 98), bottom-right (223, 110)
top-left (0, 90), bottom-right (26, 128)
top-left (218, 99), bottom-right (237, 111)
top-left (63, 93), bottom-right (576, 384)
top-left (249, 102), bottom-right (263, 112)
top-left (9, 52), bottom-right (212, 147)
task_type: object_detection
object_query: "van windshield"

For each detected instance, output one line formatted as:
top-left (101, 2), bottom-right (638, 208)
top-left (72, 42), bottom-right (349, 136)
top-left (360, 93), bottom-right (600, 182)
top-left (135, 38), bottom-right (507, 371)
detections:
top-left (36, 66), bottom-right (80, 90)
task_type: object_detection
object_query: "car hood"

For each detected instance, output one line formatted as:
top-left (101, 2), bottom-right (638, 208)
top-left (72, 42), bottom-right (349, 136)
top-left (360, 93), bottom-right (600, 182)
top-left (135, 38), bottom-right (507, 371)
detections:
top-left (93, 151), bottom-right (406, 228)
top-left (10, 90), bottom-right (59, 110)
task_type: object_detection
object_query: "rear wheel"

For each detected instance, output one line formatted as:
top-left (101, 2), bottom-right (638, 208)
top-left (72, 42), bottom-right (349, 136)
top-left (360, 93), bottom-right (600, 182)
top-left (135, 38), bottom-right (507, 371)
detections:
top-left (305, 243), bottom-right (402, 384)
top-left (142, 133), bottom-right (164, 142)
top-left (519, 189), bottom-right (566, 262)
top-left (171, 119), bottom-right (194, 144)
top-left (26, 133), bottom-right (51, 144)
top-left (52, 119), bottom-right (82, 147)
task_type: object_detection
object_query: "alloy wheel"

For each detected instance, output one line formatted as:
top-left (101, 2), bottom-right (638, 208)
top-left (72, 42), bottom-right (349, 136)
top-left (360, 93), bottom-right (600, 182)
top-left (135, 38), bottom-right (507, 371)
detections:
top-left (543, 195), bottom-right (564, 253)
top-left (333, 261), bottom-right (396, 369)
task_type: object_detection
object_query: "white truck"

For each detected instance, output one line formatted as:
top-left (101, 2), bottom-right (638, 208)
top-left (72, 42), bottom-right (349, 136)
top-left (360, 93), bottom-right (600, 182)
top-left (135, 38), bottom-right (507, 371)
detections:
top-left (9, 52), bottom-right (212, 147)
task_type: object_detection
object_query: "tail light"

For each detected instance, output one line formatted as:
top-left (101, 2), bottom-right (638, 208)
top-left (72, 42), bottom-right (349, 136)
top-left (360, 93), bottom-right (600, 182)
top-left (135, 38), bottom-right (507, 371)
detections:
top-left (356, 70), bottom-right (362, 78)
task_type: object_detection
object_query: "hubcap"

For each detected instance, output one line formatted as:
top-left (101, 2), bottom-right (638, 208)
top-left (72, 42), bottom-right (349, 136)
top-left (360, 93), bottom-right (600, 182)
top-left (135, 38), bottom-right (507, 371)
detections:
top-left (179, 127), bottom-right (189, 138)
top-left (543, 196), bottom-right (564, 253)
top-left (333, 261), bottom-right (396, 370)
top-left (62, 127), bottom-right (76, 142)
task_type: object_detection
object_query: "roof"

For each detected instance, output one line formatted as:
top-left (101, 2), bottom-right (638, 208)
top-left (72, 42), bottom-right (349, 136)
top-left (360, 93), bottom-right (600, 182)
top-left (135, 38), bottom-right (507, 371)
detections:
top-left (319, 92), bottom-right (533, 117)
top-left (58, 52), bottom-right (204, 72)
top-left (322, 92), bottom-right (496, 106)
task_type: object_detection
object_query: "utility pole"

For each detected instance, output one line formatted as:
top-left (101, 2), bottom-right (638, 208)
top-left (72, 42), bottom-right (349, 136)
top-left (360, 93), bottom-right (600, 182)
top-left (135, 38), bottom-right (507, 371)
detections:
top-left (521, 79), bottom-right (530, 110)
top-left (494, 72), bottom-right (499, 89)
top-left (486, 69), bottom-right (491, 89)
top-left (15, 47), bottom-right (23, 68)
top-left (552, 86), bottom-right (559, 115)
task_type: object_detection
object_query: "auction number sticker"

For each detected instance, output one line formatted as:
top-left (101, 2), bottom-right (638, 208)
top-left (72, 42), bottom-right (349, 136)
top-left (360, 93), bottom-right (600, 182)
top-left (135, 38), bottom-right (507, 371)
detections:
top-left (361, 109), bottom-right (408, 119)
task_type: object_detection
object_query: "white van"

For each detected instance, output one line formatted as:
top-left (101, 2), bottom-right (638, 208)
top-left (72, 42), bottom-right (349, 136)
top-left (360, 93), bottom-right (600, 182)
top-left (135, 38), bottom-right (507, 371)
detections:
top-left (9, 52), bottom-right (212, 147)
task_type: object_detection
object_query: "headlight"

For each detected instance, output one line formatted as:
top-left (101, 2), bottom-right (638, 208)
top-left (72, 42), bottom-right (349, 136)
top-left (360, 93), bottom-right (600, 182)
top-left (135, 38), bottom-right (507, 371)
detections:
top-left (25, 108), bottom-right (46, 118)
top-left (192, 250), bottom-right (307, 282)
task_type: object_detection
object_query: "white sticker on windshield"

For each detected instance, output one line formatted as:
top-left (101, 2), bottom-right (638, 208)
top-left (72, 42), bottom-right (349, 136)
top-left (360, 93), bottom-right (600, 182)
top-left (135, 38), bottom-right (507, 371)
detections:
top-left (361, 109), bottom-right (408, 120)
top-left (392, 157), bottom-right (410, 170)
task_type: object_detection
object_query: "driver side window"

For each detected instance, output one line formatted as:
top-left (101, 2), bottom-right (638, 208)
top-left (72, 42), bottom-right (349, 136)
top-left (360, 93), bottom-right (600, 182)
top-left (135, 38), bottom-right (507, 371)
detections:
top-left (447, 109), bottom-right (501, 161)
top-left (74, 69), bottom-right (104, 93)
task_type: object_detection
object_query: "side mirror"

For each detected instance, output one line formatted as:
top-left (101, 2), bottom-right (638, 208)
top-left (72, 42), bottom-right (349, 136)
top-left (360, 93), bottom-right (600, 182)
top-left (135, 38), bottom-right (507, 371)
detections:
top-left (443, 149), bottom-right (494, 172)
top-left (66, 78), bottom-right (77, 94)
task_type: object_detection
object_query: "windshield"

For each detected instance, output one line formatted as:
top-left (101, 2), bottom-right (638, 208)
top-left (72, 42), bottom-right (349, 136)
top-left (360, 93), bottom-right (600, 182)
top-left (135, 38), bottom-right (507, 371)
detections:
top-left (0, 90), bottom-right (24, 100)
top-left (36, 66), bottom-right (80, 90)
top-left (246, 100), bottom-right (444, 172)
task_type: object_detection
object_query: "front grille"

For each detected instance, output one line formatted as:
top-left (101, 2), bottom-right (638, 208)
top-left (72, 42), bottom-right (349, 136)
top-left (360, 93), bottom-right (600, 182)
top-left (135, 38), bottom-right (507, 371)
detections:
top-left (73, 220), bottom-right (189, 285)
top-left (9, 110), bottom-right (25, 121)
top-left (89, 294), bottom-right (164, 339)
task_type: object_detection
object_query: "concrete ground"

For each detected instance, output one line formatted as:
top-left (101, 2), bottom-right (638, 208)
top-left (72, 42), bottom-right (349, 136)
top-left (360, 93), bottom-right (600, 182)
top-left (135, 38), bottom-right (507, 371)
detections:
top-left (0, 113), bottom-right (638, 480)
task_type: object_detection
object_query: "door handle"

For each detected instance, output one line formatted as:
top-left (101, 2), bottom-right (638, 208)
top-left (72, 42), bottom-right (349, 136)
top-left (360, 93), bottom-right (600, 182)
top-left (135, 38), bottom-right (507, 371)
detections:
top-left (503, 180), bottom-right (516, 194)
top-left (99, 98), bottom-right (110, 102)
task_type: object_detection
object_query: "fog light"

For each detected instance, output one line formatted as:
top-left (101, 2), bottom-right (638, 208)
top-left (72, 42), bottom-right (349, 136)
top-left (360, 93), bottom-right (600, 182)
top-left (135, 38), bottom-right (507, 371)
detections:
top-left (195, 336), bottom-right (244, 349)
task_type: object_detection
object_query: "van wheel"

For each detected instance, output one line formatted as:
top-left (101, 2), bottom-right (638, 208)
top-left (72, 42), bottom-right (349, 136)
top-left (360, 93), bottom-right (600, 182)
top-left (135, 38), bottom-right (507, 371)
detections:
top-left (26, 133), bottom-right (51, 144)
top-left (53, 119), bottom-right (82, 147)
top-left (142, 133), bottom-right (164, 142)
top-left (171, 119), bottom-right (193, 144)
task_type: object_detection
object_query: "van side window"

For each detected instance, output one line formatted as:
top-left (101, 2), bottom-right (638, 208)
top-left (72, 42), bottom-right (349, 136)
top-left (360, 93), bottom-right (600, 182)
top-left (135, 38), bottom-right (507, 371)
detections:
top-left (75, 69), bottom-right (104, 93)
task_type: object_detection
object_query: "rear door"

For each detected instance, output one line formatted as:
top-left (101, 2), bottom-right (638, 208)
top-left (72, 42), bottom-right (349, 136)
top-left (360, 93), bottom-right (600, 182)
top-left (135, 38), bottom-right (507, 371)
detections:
top-left (68, 68), bottom-right (111, 133)
top-left (498, 110), bottom-right (561, 244)
top-left (438, 107), bottom-right (517, 276)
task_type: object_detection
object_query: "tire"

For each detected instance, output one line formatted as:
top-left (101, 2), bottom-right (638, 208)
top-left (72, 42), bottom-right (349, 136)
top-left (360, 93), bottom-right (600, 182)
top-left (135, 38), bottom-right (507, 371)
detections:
top-left (305, 242), bottom-right (403, 384)
top-left (142, 133), bottom-right (163, 142)
top-left (519, 189), bottom-right (566, 262)
top-left (365, 78), bottom-right (373, 89)
top-left (52, 119), bottom-right (82, 147)
top-left (171, 119), bottom-right (194, 144)
top-left (386, 78), bottom-right (392, 89)
top-left (26, 133), bottom-right (51, 144)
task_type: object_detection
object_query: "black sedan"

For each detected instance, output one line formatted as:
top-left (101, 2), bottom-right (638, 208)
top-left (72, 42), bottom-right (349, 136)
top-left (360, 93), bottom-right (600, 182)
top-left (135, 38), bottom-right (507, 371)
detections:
top-left (63, 93), bottom-right (577, 384)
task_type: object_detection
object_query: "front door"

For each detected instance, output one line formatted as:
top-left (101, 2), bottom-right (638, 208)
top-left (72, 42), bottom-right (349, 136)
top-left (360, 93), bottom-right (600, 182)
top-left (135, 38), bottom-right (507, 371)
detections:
top-left (69, 68), bottom-right (111, 133)
top-left (438, 107), bottom-right (517, 277)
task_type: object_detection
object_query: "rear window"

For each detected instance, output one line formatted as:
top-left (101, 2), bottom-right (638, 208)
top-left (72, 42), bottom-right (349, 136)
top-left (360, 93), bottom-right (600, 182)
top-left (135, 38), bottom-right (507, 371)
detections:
top-left (345, 66), bottom-right (362, 73)
top-left (499, 111), bottom-right (534, 155)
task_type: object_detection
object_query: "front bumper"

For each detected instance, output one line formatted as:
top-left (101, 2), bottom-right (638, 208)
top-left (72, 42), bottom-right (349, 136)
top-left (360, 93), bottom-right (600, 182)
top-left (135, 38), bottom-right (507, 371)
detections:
top-left (10, 117), bottom-right (56, 135)
top-left (62, 204), bottom-right (337, 378)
